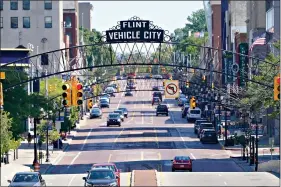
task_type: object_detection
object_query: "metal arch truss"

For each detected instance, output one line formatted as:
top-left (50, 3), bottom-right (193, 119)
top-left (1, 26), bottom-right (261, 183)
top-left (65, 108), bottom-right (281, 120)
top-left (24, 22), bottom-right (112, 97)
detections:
top-left (0, 17), bottom-right (278, 92)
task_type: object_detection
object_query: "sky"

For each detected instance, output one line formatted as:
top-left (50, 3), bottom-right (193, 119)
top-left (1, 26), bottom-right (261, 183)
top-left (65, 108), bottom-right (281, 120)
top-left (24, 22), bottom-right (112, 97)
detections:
top-left (88, 1), bottom-right (204, 34)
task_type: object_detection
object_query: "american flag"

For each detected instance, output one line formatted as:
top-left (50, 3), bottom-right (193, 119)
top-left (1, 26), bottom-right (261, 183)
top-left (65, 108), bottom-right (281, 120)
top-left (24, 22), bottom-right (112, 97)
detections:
top-left (249, 32), bottom-right (267, 52)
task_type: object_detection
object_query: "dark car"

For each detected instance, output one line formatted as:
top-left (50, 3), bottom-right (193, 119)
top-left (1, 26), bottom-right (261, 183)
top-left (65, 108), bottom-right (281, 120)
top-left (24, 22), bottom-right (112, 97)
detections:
top-left (125, 91), bottom-right (133, 96)
top-left (182, 106), bottom-right (189, 118)
top-left (156, 104), bottom-right (169, 116)
top-left (197, 123), bottom-right (214, 138)
top-left (126, 84), bottom-right (136, 90)
top-left (118, 107), bottom-right (128, 118)
top-left (107, 113), bottom-right (121, 127)
top-left (8, 172), bottom-right (46, 187)
top-left (152, 97), bottom-right (161, 105)
top-left (152, 86), bottom-right (159, 91)
top-left (100, 99), bottom-right (110, 108)
top-left (83, 168), bottom-right (119, 187)
top-left (145, 75), bottom-right (151, 79)
top-left (90, 108), bottom-right (102, 119)
top-left (200, 129), bottom-right (218, 144)
top-left (171, 156), bottom-right (193, 172)
top-left (91, 163), bottom-right (121, 187)
top-left (194, 119), bottom-right (208, 134)
top-left (153, 91), bottom-right (162, 101)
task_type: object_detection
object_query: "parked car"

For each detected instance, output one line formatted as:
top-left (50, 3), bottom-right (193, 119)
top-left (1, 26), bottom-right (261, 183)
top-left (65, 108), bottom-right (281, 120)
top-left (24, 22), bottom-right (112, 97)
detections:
top-left (118, 107), bottom-right (128, 118)
top-left (90, 108), bottom-right (102, 119)
top-left (197, 123), bottom-right (214, 138)
top-left (114, 110), bottom-right (125, 122)
top-left (200, 129), bottom-right (218, 144)
top-left (178, 98), bottom-right (188, 107)
top-left (107, 113), bottom-right (121, 127)
top-left (83, 168), bottom-right (119, 187)
top-left (194, 119), bottom-right (208, 134)
top-left (171, 156), bottom-right (193, 172)
top-left (156, 104), bottom-right (169, 116)
top-left (91, 163), bottom-right (121, 186)
top-left (8, 172), bottom-right (46, 187)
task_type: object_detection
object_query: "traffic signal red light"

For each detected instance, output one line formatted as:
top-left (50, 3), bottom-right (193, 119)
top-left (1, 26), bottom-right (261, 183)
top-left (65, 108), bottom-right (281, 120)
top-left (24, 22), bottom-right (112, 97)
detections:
top-left (76, 83), bottom-right (83, 105)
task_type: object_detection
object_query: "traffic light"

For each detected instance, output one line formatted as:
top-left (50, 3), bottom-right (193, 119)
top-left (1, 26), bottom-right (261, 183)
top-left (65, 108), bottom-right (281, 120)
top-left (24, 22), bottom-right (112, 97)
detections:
top-left (76, 83), bottom-right (83, 105)
top-left (190, 96), bottom-right (196, 109)
top-left (62, 82), bottom-right (72, 106)
top-left (88, 99), bottom-right (93, 109)
top-left (274, 76), bottom-right (280, 100)
top-left (186, 81), bottom-right (189, 88)
top-left (0, 82), bottom-right (3, 106)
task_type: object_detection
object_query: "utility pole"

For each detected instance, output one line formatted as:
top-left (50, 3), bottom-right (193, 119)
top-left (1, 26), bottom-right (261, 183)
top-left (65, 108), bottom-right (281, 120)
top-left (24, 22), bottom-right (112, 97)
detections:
top-left (255, 115), bottom-right (259, 171)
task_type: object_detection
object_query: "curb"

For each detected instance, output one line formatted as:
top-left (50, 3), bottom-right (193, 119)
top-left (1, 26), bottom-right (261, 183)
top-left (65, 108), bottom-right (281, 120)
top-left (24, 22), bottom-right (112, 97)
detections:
top-left (219, 141), bottom-right (225, 150)
top-left (131, 170), bottom-right (135, 186)
top-left (155, 169), bottom-right (160, 187)
top-left (231, 157), bottom-right (255, 172)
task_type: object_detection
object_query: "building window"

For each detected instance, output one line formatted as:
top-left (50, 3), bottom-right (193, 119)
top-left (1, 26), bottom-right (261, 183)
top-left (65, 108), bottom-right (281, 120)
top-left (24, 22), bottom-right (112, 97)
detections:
top-left (266, 8), bottom-right (274, 30)
top-left (0, 0), bottom-right (3, 10)
top-left (10, 0), bottom-right (18, 10)
top-left (64, 16), bottom-right (72, 28)
top-left (45, 16), bottom-right (52, 28)
top-left (11, 17), bottom-right (18, 28)
top-left (0, 17), bottom-right (3, 28)
top-left (23, 17), bottom-right (30, 28)
top-left (44, 0), bottom-right (52, 10)
top-left (22, 0), bottom-right (30, 10)
top-left (66, 32), bottom-right (72, 44)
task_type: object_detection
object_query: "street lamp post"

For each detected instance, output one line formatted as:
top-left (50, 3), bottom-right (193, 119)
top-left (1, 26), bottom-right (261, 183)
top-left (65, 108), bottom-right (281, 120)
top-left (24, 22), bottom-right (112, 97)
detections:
top-left (45, 121), bottom-right (50, 162)
top-left (255, 115), bottom-right (259, 171)
top-left (224, 107), bottom-right (228, 147)
top-left (33, 118), bottom-right (39, 167)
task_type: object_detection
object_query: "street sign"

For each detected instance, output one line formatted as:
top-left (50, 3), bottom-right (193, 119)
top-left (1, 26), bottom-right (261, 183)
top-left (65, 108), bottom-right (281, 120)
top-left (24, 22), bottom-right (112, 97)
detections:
top-left (164, 80), bottom-right (179, 98)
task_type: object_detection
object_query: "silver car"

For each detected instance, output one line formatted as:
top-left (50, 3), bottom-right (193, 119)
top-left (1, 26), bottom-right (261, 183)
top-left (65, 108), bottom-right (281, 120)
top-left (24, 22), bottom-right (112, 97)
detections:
top-left (8, 172), bottom-right (46, 187)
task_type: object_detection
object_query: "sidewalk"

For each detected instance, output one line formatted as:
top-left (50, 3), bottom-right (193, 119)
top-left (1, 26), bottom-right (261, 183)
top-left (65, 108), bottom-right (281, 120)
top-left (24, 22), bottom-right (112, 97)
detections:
top-left (0, 114), bottom-right (89, 186)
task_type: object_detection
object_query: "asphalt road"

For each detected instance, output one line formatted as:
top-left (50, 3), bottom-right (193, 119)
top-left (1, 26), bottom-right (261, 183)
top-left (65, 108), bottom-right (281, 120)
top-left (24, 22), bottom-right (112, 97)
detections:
top-left (43, 79), bottom-right (261, 186)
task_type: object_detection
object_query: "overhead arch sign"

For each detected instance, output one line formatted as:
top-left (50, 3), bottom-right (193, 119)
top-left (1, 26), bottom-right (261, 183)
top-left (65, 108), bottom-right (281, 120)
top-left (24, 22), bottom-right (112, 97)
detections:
top-left (164, 80), bottom-right (179, 99)
top-left (106, 20), bottom-right (164, 43)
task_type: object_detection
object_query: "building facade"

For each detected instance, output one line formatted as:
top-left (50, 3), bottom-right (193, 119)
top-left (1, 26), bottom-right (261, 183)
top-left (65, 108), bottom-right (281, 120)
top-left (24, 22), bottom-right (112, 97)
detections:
top-left (78, 2), bottom-right (93, 30)
top-left (0, 0), bottom-right (65, 73)
top-left (63, 1), bottom-right (79, 69)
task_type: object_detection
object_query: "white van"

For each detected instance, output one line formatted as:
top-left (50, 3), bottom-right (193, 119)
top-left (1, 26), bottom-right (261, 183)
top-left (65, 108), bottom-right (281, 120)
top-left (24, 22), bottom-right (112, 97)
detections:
top-left (187, 107), bottom-right (202, 122)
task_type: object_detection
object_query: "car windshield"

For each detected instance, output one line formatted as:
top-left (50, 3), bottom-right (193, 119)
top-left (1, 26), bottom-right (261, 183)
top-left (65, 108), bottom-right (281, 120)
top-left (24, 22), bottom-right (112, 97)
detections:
top-left (119, 108), bottom-right (127, 112)
top-left (204, 131), bottom-right (216, 135)
top-left (109, 114), bottom-right (119, 118)
top-left (100, 100), bottom-right (108, 103)
top-left (201, 123), bottom-right (213, 128)
top-left (114, 110), bottom-right (123, 115)
top-left (88, 171), bottom-right (115, 180)
top-left (190, 110), bottom-right (201, 114)
top-left (92, 109), bottom-right (100, 113)
top-left (92, 165), bottom-right (116, 172)
top-left (175, 156), bottom-right (190, 161)
top-left (158, 105), bottom-right (167, 109)
top-left (13, 174), bottom-right (39, 183)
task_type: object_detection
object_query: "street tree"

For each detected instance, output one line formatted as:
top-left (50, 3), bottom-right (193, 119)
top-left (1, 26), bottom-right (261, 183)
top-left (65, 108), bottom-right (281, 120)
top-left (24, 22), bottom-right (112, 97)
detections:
top-left (183, 9), bottom-right (207, 33)
top-left (0, 111), bottom-right (13, 156)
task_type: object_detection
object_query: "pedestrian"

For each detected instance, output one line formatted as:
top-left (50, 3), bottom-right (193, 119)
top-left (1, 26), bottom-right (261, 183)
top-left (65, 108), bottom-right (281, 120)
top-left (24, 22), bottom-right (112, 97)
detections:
top-left (27, 133), bottom-right (32, 147)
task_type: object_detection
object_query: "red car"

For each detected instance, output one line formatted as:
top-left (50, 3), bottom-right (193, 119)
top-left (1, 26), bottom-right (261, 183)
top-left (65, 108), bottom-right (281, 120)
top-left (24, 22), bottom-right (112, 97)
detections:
top-left (91, 163), bottom-right (121, 186)
top-left (171, 156), bottom-right (193, 172)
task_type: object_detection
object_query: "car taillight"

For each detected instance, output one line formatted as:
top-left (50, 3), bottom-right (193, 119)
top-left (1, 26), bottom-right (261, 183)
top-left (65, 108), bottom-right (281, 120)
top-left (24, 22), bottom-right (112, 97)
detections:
top-left (173, 160), bottom-right (176, 164)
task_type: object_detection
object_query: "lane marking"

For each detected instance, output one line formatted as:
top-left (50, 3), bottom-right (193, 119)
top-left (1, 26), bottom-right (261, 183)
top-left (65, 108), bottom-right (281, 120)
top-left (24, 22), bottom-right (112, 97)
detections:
top-left (176, 128), bottom-right (188, 149)
top-left (141, 151), bottom-right (144, 160)
top-left (81, 127), bottom-right (94, 151)
top-left (67, 152), bottom-right (81, 169)
top-left (112, 128), bottom-right (124, 148)
top-left (190, 153), bottom-right (196, 160)
top-left (125, 112), bottom-right (135, 124)
top-left (108, 154), bottom-right (112, 163)
top-left (224, 181), bottom-right (227, 185)
top-left (67, 174), bottom-right (77, 186)
top-left (158, 152), bottom-right (161, 160)
top-left (154, 128), bottom-right (159, 148)
top-left (116, 99), bottom-right (121, 109)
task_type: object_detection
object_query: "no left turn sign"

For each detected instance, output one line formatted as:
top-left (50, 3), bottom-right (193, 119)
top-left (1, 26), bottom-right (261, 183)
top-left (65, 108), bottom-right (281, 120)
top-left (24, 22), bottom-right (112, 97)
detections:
top-left (164, 80), bottom-right (179, 98)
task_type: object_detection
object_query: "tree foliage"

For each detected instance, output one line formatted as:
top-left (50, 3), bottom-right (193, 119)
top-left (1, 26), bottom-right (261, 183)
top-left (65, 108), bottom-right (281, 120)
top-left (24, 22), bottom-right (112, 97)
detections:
top-left (0, 111), bottom-right (13, 155)
top-left (238, 41), bottom-right (280, 117)
top-left (184, 9), bottom-right (207, 33)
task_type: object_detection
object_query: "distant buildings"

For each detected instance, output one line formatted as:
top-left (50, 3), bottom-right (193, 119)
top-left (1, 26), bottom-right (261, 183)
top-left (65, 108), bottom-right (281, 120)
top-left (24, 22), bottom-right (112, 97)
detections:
top-left (78, 2), bottom-right (93, 30)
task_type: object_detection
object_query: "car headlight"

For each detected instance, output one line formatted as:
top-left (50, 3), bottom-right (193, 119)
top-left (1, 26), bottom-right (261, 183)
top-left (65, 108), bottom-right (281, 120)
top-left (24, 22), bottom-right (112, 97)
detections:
top-left (117, 119), bottom-right (121, 121)
top-left (86, 182), bottom-right (93, 186)
top-left (110, 182), bottom-right (117, 186)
